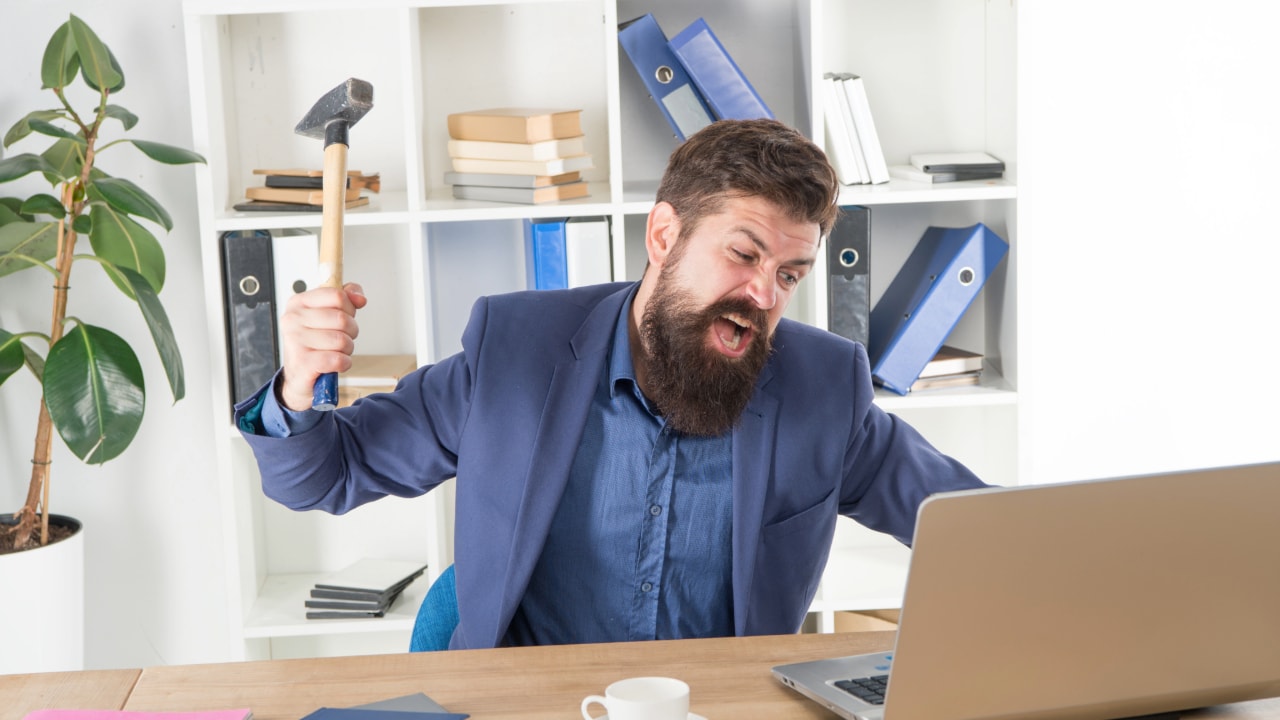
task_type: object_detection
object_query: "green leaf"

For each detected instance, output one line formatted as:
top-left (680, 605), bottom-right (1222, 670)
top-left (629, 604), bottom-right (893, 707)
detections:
top-left (73, 214), bottom-right (92, 234)
top-left (23, 343), bottom-right (46, 383)
top-left (111, 266), bottom-right (184, 401)
top-left (68, 15), bottom-right (123, 94)
top-left (128, 140), bottom-right (206, 166)
top-left (0, 201), bottom-right (25, 226)
top-left (44, 323), bottom-right (144, 464)
top-left (40, 20), bottom-right (80, 91)
top-left (20, 193), bottom-right (67, 219)
top-left (40, 139), bottom-right (84, 182)
top-left (0, 330), bottom-right (25, 386)
top-left (4, 110), bottom-right (68, 149)
top-left (90, 204), bottom-right (164, 293)
top-left (104, 105), bottom-right (138, 131)
top-left (0, 221), bottom-right (59, 278)
top-left (84, 47), bottom-right (125, 94)
top-left (89, 177), bottom-right (172, 231)
top-left (28, 119), bottom-right (86, 145)
top-left (0, 153), bottom-right (60, 184)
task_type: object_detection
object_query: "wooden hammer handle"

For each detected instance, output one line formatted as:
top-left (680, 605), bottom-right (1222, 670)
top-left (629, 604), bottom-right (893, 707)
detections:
top-left (312, 140), bottom-right (349, 411)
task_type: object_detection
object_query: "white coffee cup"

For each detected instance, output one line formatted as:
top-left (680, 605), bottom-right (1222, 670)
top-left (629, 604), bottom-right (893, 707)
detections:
top-left (581, 676), bottom-right (690, 720)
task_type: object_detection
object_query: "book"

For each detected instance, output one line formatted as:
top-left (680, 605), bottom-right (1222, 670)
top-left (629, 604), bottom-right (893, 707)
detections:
top-left (252, 168), bottom-right (381, 193)
top-left (443, 171), bottom-right (581, 189)
top-left (244, 185), bottom-right (362, 205)
top-left (314, 558), bottom-right (428, 595)
top-left (917, 345), bottom-right (984, 379)
top-left (524, 218), bottom-right (568, 290)
top-left (449, 154), bottom-right (593, 177)
top-left (669, 17), bottom-right (774, 121)
top-left (446, 136), bottom-right (586, 162)
top-left (350, 694), bottom-right (450, 714)
top-left (837, 73), bottom-right (889, 184)
top-left (300, 710), bottom-right (468, 720)
top-left (565, 216), bottom-right (613, 286)
top-left (305, 609), bottom-right (388, 620)
top-left (888, 165), bottom-right (1003, 184)
top-left (338, 351), bottom-right (419, 406)
top-left (304, 595), bottom-right (400, 611)
top-left (909, 152), bottom-right (1006, 174)
top-left (910, 370), bottom-right (981, 392)
top-left (22, 707), bottom-right (250, 712)
top-left (232, 197), bottom-right (369, 213)
top-left (450, 181), bottom-right (589, 205)
top-left (820, 74), bottom-right (863, 185)
top-left (446, 108), bottom-right (583, 143)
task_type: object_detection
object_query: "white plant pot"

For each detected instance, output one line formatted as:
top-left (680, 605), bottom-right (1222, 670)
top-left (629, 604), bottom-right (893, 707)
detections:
top-left (0, 515), bottom-right (84, 674)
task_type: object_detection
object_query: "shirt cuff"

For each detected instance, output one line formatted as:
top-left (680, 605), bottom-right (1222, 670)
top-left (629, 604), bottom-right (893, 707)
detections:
top-left (262, 378), bottom-right (324, 437)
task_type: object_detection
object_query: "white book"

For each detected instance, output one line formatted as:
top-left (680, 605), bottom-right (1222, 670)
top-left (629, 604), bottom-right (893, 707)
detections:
top-left (446, 135), bottom-right (586, 162)
top-left (450, 154), bottom-right (594, 177)
top-left (565, 216), bottom-right (613, 287)
top-left (831, 74), bottom-right (871, 184)
top-left (839, 73), bottom-right (890, 184)
top-left (821, 74), bottom-right (864, 185)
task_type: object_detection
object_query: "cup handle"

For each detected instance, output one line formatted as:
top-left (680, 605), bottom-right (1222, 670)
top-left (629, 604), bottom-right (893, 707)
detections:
top-left (581, 695), bottom-right (608, 720)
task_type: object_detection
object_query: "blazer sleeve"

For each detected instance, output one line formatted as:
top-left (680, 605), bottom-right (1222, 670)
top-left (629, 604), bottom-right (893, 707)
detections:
top-left (236, 299), bottom-right (490, 515)
top-left (836, 341), bottom-right (989, 545)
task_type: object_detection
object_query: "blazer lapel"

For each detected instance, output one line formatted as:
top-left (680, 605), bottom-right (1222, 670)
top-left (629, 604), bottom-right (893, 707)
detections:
top-left (491, 285), bottom-right (631, 645)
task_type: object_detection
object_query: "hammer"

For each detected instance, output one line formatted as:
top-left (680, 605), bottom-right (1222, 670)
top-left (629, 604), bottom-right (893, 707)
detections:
top-left (294, 78), bottom-right (373, 411)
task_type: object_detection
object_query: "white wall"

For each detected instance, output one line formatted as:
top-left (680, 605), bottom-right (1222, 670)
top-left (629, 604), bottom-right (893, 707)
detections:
top-left (3, 0), bottom-right (1278, 672)
top-left (1019, 1), bottom-right (1280, 482)
top-left (0, 0), bottom-right (229, 669)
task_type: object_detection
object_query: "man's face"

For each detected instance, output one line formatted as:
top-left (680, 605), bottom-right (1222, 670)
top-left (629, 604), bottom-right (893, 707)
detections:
top-left (635, 196), bottom-right (820, 436)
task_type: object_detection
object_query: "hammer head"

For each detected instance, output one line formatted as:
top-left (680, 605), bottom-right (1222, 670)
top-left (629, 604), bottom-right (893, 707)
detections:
top-left (294, 78), bottom-right (374, 146)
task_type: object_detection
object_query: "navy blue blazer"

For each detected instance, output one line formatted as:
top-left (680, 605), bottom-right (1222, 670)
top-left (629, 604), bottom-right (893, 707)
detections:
top-left (238, 282), bottom-right (986, 649)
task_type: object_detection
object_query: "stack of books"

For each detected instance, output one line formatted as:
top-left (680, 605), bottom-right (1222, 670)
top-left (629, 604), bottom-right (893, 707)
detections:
top-left (235, 168), bottom-right (380, 212)
top-left (444, 108), bottom-right (593, 205)
top-left (910, 345), bottom-right (984, 392)
top-left (889, 152), bottom-right (1006, 184)
top-left (821, 72), bottom-right (889, 185)
top-left (304, 558), bottom-right (427, 620)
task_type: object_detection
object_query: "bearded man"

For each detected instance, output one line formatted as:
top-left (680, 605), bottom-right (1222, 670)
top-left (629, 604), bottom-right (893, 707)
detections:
top-left (236, 119), bottom-right (987, 650)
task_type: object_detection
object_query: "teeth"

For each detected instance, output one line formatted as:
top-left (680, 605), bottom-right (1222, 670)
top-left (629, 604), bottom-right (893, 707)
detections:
top-left (724, 313), bottom-right (751, 330)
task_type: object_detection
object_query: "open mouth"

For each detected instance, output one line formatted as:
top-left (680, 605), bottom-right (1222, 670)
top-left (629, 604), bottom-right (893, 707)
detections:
top-left (713, 313), bottom-right (755, 356)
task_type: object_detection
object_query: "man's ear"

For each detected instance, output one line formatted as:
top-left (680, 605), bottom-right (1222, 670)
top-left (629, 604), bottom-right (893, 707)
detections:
top-left (645, 201), bottom-right (681, 269)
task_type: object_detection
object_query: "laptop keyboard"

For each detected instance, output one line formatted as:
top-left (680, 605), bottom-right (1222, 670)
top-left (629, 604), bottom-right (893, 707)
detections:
top-left (833, 674), bottom-right (889, 705)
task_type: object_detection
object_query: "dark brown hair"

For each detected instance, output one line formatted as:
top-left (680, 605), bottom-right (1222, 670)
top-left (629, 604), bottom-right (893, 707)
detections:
top-left (655, 118), bottom-right (840, 240)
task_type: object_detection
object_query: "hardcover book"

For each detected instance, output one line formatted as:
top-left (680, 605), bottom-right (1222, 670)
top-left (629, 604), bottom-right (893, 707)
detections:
top-left (446, 108), bottom-right (583, 143)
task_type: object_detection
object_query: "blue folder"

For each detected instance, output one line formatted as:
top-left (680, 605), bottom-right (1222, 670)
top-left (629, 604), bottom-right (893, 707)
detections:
top-left (618, 14), bottom-right (715, 140)
top-left (524, 218), bottom-right (568, 290)
top-left (868, 224), bottom-right (1009, 395)
top-left (669, 17), bottom-right (774, 121)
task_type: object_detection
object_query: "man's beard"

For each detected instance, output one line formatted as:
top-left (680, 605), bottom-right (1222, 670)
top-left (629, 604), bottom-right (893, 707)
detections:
top-left (637, 272), bottom-right (772, 437)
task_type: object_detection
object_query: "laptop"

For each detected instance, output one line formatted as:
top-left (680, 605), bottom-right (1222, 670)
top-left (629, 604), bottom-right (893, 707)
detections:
top-left (773, 462), bottom-right (1280, 720)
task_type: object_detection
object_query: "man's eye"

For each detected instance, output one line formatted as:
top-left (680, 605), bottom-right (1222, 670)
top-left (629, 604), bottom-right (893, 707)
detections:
top-left (780, 272), bottom-right (799, 288)
top-left (732, 249), bottom-right (754, 263)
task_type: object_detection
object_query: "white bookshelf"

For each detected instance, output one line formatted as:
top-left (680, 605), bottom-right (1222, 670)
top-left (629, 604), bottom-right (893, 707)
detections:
top-left (183, 0), bottom-right (1020, 659)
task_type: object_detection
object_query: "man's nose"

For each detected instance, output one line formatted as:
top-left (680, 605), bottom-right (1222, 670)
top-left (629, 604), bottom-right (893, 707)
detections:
top-left (744, 269), bottom-right (777, 311)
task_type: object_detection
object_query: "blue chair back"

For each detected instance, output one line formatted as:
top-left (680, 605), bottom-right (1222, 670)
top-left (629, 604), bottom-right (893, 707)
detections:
top-left (409, 564), bottom-right (459, 652)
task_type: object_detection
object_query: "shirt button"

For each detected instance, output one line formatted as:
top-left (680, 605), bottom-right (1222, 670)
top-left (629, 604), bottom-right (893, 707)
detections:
top-left (641, 582), bottom-right (653, 592)
top-left (649, 505), bottom-right (662, 516)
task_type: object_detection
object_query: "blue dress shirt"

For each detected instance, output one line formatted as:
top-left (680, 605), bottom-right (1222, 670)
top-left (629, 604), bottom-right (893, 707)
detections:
top-left (503, 291), bottom-right (734, 645)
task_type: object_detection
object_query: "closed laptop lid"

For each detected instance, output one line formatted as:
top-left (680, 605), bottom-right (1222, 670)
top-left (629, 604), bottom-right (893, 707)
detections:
top-left (883, 461), bottom-right (1280, 720)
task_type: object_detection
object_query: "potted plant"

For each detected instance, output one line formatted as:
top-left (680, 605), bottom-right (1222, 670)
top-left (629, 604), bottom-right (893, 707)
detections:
top-left (0, 14), bottom-right (204, 670)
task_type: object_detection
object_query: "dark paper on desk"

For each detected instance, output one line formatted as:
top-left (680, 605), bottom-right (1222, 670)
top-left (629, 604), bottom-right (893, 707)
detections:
top-left (302, 709), bottom-right (467, 720)
top-left (351, 694), bottom-right (450, 714)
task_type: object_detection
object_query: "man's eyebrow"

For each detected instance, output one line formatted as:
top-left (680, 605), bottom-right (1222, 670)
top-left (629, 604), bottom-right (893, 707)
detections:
top-left (735, 226), bottom-right (817, 268)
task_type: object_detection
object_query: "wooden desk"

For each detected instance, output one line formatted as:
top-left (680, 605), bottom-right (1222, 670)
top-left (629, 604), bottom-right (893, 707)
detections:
top-left (1, 668), bottom-right (139, 718)
top-left (13, 634), bottom-right (1280, 720)
top-left (125, 633), bottom-right (892, 720)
